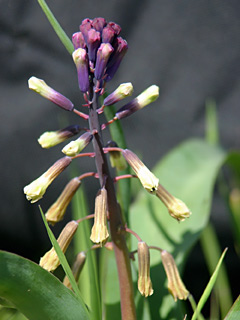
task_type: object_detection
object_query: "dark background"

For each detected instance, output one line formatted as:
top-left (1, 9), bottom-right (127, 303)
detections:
top-left (1, 0), bottom-right (240, 315)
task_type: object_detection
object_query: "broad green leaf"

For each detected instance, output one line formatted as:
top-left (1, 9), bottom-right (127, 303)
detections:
top-left (0, 251), bottom-right (89, 320)
top-left (191, 248), bottom-right (228, 320)
top-left (72, 186), bottom-right (102, 320)
top-left (224, 296), bottom-right (240, 320)
top-left (129, 138), bottom-right (226, 319)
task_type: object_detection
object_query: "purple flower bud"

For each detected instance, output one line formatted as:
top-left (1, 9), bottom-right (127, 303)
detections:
top-left (72, 32), bottom-right (86, 50)
top-left (86, 29), bottom-right (101, 62)
top-left (79, 18), bottom-right (92, 42)
top-left (105, 37), bottom-right (128, 82)
top-left (28, 77), bottom-right (74, 111)
top-left (94, 43), bottom-right (114, 80)
top-left (102, 25), bottom-right (115, 44)
top-left (92, 17), bottom-right (107, 33)
top-left (108, 22), bottom-right (121, 36)
top-left (72, 48), bottom-right (90, 93)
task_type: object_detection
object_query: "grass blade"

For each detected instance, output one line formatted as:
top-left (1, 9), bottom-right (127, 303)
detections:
top-left (39, 206), bottom-right (89, 317)
top-left (37, 0), bottom-right (74, 54)
top-left (191, 248), bottom-right (228, 320)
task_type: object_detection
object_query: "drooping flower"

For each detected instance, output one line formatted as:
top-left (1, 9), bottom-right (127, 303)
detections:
top-left (156, 184), bottom-right (191, 221)
top-left (161, 250), bottom-right (189, 301)
top-left (137, 241), bottom-right (154, 297)
top-left (45, 177), bottom-right (81, 225)
top-left (63, 251), bottom-right (86, 289)
top-left (23, 157), bottom-right (72, 203)
top-left (40, 220), bottom-right (79, 272)
top-left (106, 141), bottom-right (127, 171)
top-left (90, 187), bottom-right (109, 246)
top-left (122, 149), bottom-right (159, 194)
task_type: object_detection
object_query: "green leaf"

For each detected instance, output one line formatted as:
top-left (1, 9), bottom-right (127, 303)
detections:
top-left (37, 0), bottom-right (74, 54)
top-left (224, 296), bottom-right (240, 320)
top-left (39, 207), bottom-right (89, 318)
top-left (0, 251), bottom-right (89, 320)
top-left (129, 138), bottom-right (226, 319)
top-left (191, 248), bottom-right (228, 320)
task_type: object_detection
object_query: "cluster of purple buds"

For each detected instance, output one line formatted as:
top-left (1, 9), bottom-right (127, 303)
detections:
top-left (72, 17), bottom-right (128, 93)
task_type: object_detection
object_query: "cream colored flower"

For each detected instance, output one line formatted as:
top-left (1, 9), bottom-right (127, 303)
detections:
top-left (23, 157), bottom-right (72, 203)
top-left (90, 188), bottom-right (109, 246)
top-left (122, 149), bottom-right (159, 194)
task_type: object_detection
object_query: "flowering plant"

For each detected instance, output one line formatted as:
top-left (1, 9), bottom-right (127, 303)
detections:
top-left (0, 1), bottom-right (239, 320)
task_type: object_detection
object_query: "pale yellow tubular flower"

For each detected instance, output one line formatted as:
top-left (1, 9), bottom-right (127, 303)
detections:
top-left (62, 132), bottom-right (93, 156)
top-left (156, 184), bottom-right (191, 221)
top-left (39, 220), bottom-right (79, 272)
top-left (23, 157), bottom-right (72, 203)
top-left (90, 187), bottom-right (109, 246)
top-left (161, 250), bottom-right (189, 301)
top-left (137, 241), bottom-right (154, 297)
top-left (122, 149), bottom-right (159, 194)
top-left (46, 177), bottom-right (81, 225)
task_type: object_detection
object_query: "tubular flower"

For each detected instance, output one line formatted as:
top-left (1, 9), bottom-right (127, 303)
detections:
top-left (63, 251), bottom-right (86, 289)
top-left (161, 250), bottom-right (189, 301)
top-left (28, 77), bottom-right (74, 111)
top-left (156, 184), bottom-right (191, 222)
top-left (90, 187), bottom-right (109, 246)
top-left (38, 125), bottom-right (82, 149)
top-left (122, 149), bottom-right (159, 194)
top-left (106, 141), bottom-right (127, 171)
top-left (23, 157), bottom-right (72, 203)
top-left (137, 242), bottom-right (154, 297)
top-left (62, 132), bottom-right (93, 156)
top-left (115, 85), bottom-right (159, 120)
top-left (40, 220), bottom-right (79, 272)
top-left (103, 82), bottom-right (133, 106)
top-left (45, 177), bottom-right (81, 225)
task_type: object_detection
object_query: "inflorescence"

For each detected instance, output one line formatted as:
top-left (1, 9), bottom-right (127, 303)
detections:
top-left (24, 17), bottom-right (191, 302)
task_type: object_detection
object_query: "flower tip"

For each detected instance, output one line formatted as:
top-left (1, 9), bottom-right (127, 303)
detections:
top-left (168, 198), bottom-right (192, 222)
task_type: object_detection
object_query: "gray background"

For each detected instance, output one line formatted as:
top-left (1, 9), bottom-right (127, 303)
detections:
top-left (0, 0), bottom-right (239, 308)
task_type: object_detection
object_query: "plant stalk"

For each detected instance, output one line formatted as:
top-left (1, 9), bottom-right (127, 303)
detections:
top-left (88, 86), bottom-right (136, 319)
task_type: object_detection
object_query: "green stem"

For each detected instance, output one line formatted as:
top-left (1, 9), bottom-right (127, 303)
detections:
top-left (37, 0), bottom-right (74, 54)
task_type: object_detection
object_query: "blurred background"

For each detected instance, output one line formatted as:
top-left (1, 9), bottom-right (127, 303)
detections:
top-left (0, 0), bottom-right (240, 317)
